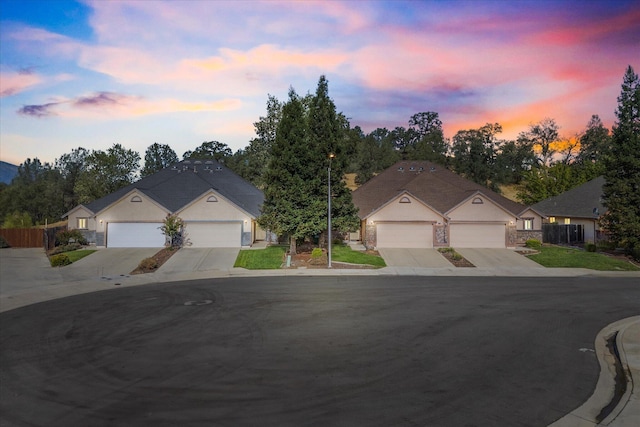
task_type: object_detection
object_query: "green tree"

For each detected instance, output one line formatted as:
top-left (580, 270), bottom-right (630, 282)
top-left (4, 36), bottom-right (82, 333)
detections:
top-left (405, 111), bottom-right (448, 164)
top-left (307, 75), bottom-right (359, 240)
top-left (601, 65), bottom-right (640, 257)
top-left (55, 147), bottom-right (89, 211)
top-left (160, 214), bottom-right (185, 248)
top-left (2, 211), bottom-right (33, 228)
top-left (576, 114), bottom-right (610, 173)
top-left (183, 141), bottom-right (232, 161)
top-left (494, 139), bottom-right (536, 185)
top-left (353, 128), bottom-right (400, 184)
top-left (74, 144), bottom-right (140, 204)
top-left (258, 88), bottom-right (311, 254)
top-left (517, 118), bottom-right (560, 167)
top-left (0, 158), bottom-right (66, 225)
top-left (451, 123), bottom-right (503, 190)
top-left (142, 143), bottom-right (178, 177)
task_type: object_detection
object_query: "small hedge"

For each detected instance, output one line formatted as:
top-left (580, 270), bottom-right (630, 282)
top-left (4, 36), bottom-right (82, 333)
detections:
top-left (56, 229), bottom-right (87, 246)
top-left (50, 253), bottom-right (71, 267)
top-left (49, 243), bottom-right (83, 255)
top-left (525, 239), bottom-right (542, 249)
top-left (585, 243), bottom-right (597, 252)
top-left (0, 235), bottom-right (9, 248)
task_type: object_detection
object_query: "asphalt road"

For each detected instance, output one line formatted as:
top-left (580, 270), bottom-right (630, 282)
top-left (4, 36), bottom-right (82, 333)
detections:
top-left (1, 276), bottom-right (638, 427)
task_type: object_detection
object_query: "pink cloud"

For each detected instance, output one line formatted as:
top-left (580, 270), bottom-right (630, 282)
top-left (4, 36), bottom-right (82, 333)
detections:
top-left (0, 68), bottom-right (42, 97)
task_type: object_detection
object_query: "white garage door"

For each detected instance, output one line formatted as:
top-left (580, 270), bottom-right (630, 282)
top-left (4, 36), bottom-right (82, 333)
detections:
top-left (184, 222), bottom-right (242, 248)
top-left (108, 223), bottom-right (165, 248)
top-left (376, 223), bottom-right (433, 248)
top-left (449, 224), bottom-right (506, 248)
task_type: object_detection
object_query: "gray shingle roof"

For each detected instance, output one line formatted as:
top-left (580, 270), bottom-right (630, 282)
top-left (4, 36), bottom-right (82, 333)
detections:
top-left (83, 159), bottom-right (264, 217)
top-left (532, 176), bottom-right (606, 218)
top-left (352, 160), bottom-right (527, 219)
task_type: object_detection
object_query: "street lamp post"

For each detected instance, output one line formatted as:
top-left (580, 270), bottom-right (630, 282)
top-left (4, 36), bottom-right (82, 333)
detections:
top-left (328, 153), bottom-right (335, 268)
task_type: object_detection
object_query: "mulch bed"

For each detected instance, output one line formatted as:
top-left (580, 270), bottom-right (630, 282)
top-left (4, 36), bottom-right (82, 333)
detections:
top-left (438, 250), bottom-right (475, 267)
top-left (130, 247), bottom-right (179, 274)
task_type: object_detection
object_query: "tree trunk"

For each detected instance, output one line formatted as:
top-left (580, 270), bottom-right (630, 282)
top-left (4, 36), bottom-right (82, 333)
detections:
top-left (289, 236), bottom-right (297, 255)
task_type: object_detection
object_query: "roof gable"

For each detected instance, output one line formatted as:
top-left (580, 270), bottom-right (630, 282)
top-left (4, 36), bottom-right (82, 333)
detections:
top-left (352, 160), bottom-right (527, 219)
top-left (84, 159), bottom-right (264, 217)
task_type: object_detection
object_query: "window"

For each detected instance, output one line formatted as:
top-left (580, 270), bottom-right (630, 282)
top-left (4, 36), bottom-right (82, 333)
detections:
top-left (523, 218), bottom-right (533, 230)
top-left (564, 218), bottom-right (571, 225)
top-left (472, 197), bottom-right (483, 204)
top-left (206, 195), bottom-right (218, 202)
top-left (131, 195), bottom-right (142, 202)
top-left (549, 216), bottom-right (556, 224)
top-left (399, 196), bottom-right (411, 203)
top-left (77, 218), bottom-right (88, 229)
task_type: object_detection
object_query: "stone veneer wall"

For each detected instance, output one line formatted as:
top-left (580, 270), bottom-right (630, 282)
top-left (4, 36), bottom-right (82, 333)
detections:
top-left (516, 230), bottom-right (543, 246)
top-left (364, 223), bottom-right (376, 250)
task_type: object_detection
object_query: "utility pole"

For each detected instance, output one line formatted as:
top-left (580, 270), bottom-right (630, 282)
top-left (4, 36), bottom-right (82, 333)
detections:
top-left (328, 153), bottom-right (335, 268)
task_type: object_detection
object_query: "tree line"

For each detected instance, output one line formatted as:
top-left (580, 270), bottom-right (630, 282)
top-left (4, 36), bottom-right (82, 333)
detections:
top-left (1, 67), bottom-right (637, 257)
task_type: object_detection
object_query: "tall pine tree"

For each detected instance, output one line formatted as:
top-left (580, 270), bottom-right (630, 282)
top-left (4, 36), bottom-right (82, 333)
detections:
top-left (258, 77), bottom-right (359, 254)
top-left (602, 65), bottom-right (640, 257)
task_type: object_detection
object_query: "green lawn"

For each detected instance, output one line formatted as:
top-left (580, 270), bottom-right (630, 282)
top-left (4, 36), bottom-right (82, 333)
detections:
top-left (527, 245), bottom-right (639, 271)
top-left (65, 249), bottom-right (97, 263)
top-left (332, 245), bottom-right (386, 267)
top-left (234, 245), bottom-right (287, 269)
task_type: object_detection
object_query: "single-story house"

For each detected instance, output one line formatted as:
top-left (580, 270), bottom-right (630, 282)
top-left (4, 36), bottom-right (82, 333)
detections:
top-left (532, 176), bottom-right (606, 243)
top-left (351, 161), bottom-right (543, 249)
top-left (64, 159), bottom-right (265, 248)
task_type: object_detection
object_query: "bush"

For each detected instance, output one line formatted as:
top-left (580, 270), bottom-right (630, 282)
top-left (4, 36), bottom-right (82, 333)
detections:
top-left (525, 239), bottom-right (542, 249)
top-left (56, 229), bottom-right (87, 246)
top-left (50, 253), bottom-right (71, 267)
top-left (585, 243), bottom-right (597, 252)
top-left (311, 248), bottom-right (324, 258)
top-left (49, 242), bottom-right (83, 255)
top-left (138, 257), bottom-right (158, 270)
top-left (0, 235), bottom-right (9, 248)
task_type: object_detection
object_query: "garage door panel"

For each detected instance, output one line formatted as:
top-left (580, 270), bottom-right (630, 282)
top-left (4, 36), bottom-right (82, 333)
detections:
top-left (450, 224), bottom-right (505, 248)
top-left (185, 222), bottom-right (242, 248)
top-left (377, 223), bottom-right (432, 248)
top-left (108, 223), bottom-right (165, 248)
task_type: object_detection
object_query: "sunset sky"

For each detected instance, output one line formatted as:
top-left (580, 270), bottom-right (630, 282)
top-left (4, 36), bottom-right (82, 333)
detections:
top-left (1, 0), bottom-right (638, 166)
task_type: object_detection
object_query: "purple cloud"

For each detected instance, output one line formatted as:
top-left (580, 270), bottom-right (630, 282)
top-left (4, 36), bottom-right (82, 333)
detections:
top-left (17, 103), bottom-right (59, 117)
top-left (73, 91), bottom-right (123, 107)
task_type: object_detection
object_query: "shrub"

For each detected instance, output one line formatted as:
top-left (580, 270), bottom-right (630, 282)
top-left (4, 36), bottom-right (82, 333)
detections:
top-left (138, 257), bottom-right (158, 270)
top-left (49, 242), bottom-right (83, 255)
top-left (585, 243), bottom-right (597, 252)
top-left (56, 229), bottom-right (87, 246)
top-left (311, 248), bottom-right (323, 258)
top-left (525, 239), bottom-right (542, 249)
top-left (0, 235), bottom-right (9, 248)
top-left (438, 247), bottom-right (455, 253)
top-left (50, 253), bottom-right (71, 267)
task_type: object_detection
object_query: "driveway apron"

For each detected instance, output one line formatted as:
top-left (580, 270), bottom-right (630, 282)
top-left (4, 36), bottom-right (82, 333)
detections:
top-left (59, 248), bottom-right (161, 281)
top-left (0, 248), bottom-right (63, 294)
top-left (455, 248), bottom-right (543, 269)
top-left (157, 248), bottom-right (240, 274)
top-left (378, 248), bottom-right (452, 268)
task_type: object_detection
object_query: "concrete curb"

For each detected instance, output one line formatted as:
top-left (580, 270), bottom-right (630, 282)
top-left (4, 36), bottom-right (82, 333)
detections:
top-left (548, 316), bottom-right (640, 427)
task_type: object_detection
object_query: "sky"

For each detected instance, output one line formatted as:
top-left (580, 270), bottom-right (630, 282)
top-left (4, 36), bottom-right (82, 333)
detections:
top-left (0, 0), bottom-right (638, 166)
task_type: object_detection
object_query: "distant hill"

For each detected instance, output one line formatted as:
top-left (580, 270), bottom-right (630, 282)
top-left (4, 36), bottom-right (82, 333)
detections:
top-left (1, 161), bottom-right (18, 184)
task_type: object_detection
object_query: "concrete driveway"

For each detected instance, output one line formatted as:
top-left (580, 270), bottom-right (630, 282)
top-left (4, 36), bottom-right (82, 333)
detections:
top-left (60, 248), bottom-right (162, 281)
top-left (455, 248), bottom-right (543, 269)
top-left (378, 248), bottom-right (452, 268)
top-left (157, 247), bottom-right (240, 274)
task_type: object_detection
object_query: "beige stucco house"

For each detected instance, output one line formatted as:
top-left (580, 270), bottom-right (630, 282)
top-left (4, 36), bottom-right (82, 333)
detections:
top-left (64, 159), bottom-right (265, 248)
top-left (352, 161), bottom-right (543, 249)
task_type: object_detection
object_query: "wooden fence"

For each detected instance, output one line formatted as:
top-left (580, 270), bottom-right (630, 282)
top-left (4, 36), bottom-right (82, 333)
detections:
top-left (0, 228), bottom-right (44, 248)
top-left (0, 226), bottom-right (66, 249)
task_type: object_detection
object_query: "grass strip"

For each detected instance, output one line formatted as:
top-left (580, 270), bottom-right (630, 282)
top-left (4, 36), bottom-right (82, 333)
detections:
top-left (234, 245), bottom-right (287, 269)
top-left (527, 245), bottom-right (639, 271)
top-left (64, 249), bottom-right (97, 263)
top-left (332, 245), bottom-right (386, 267)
